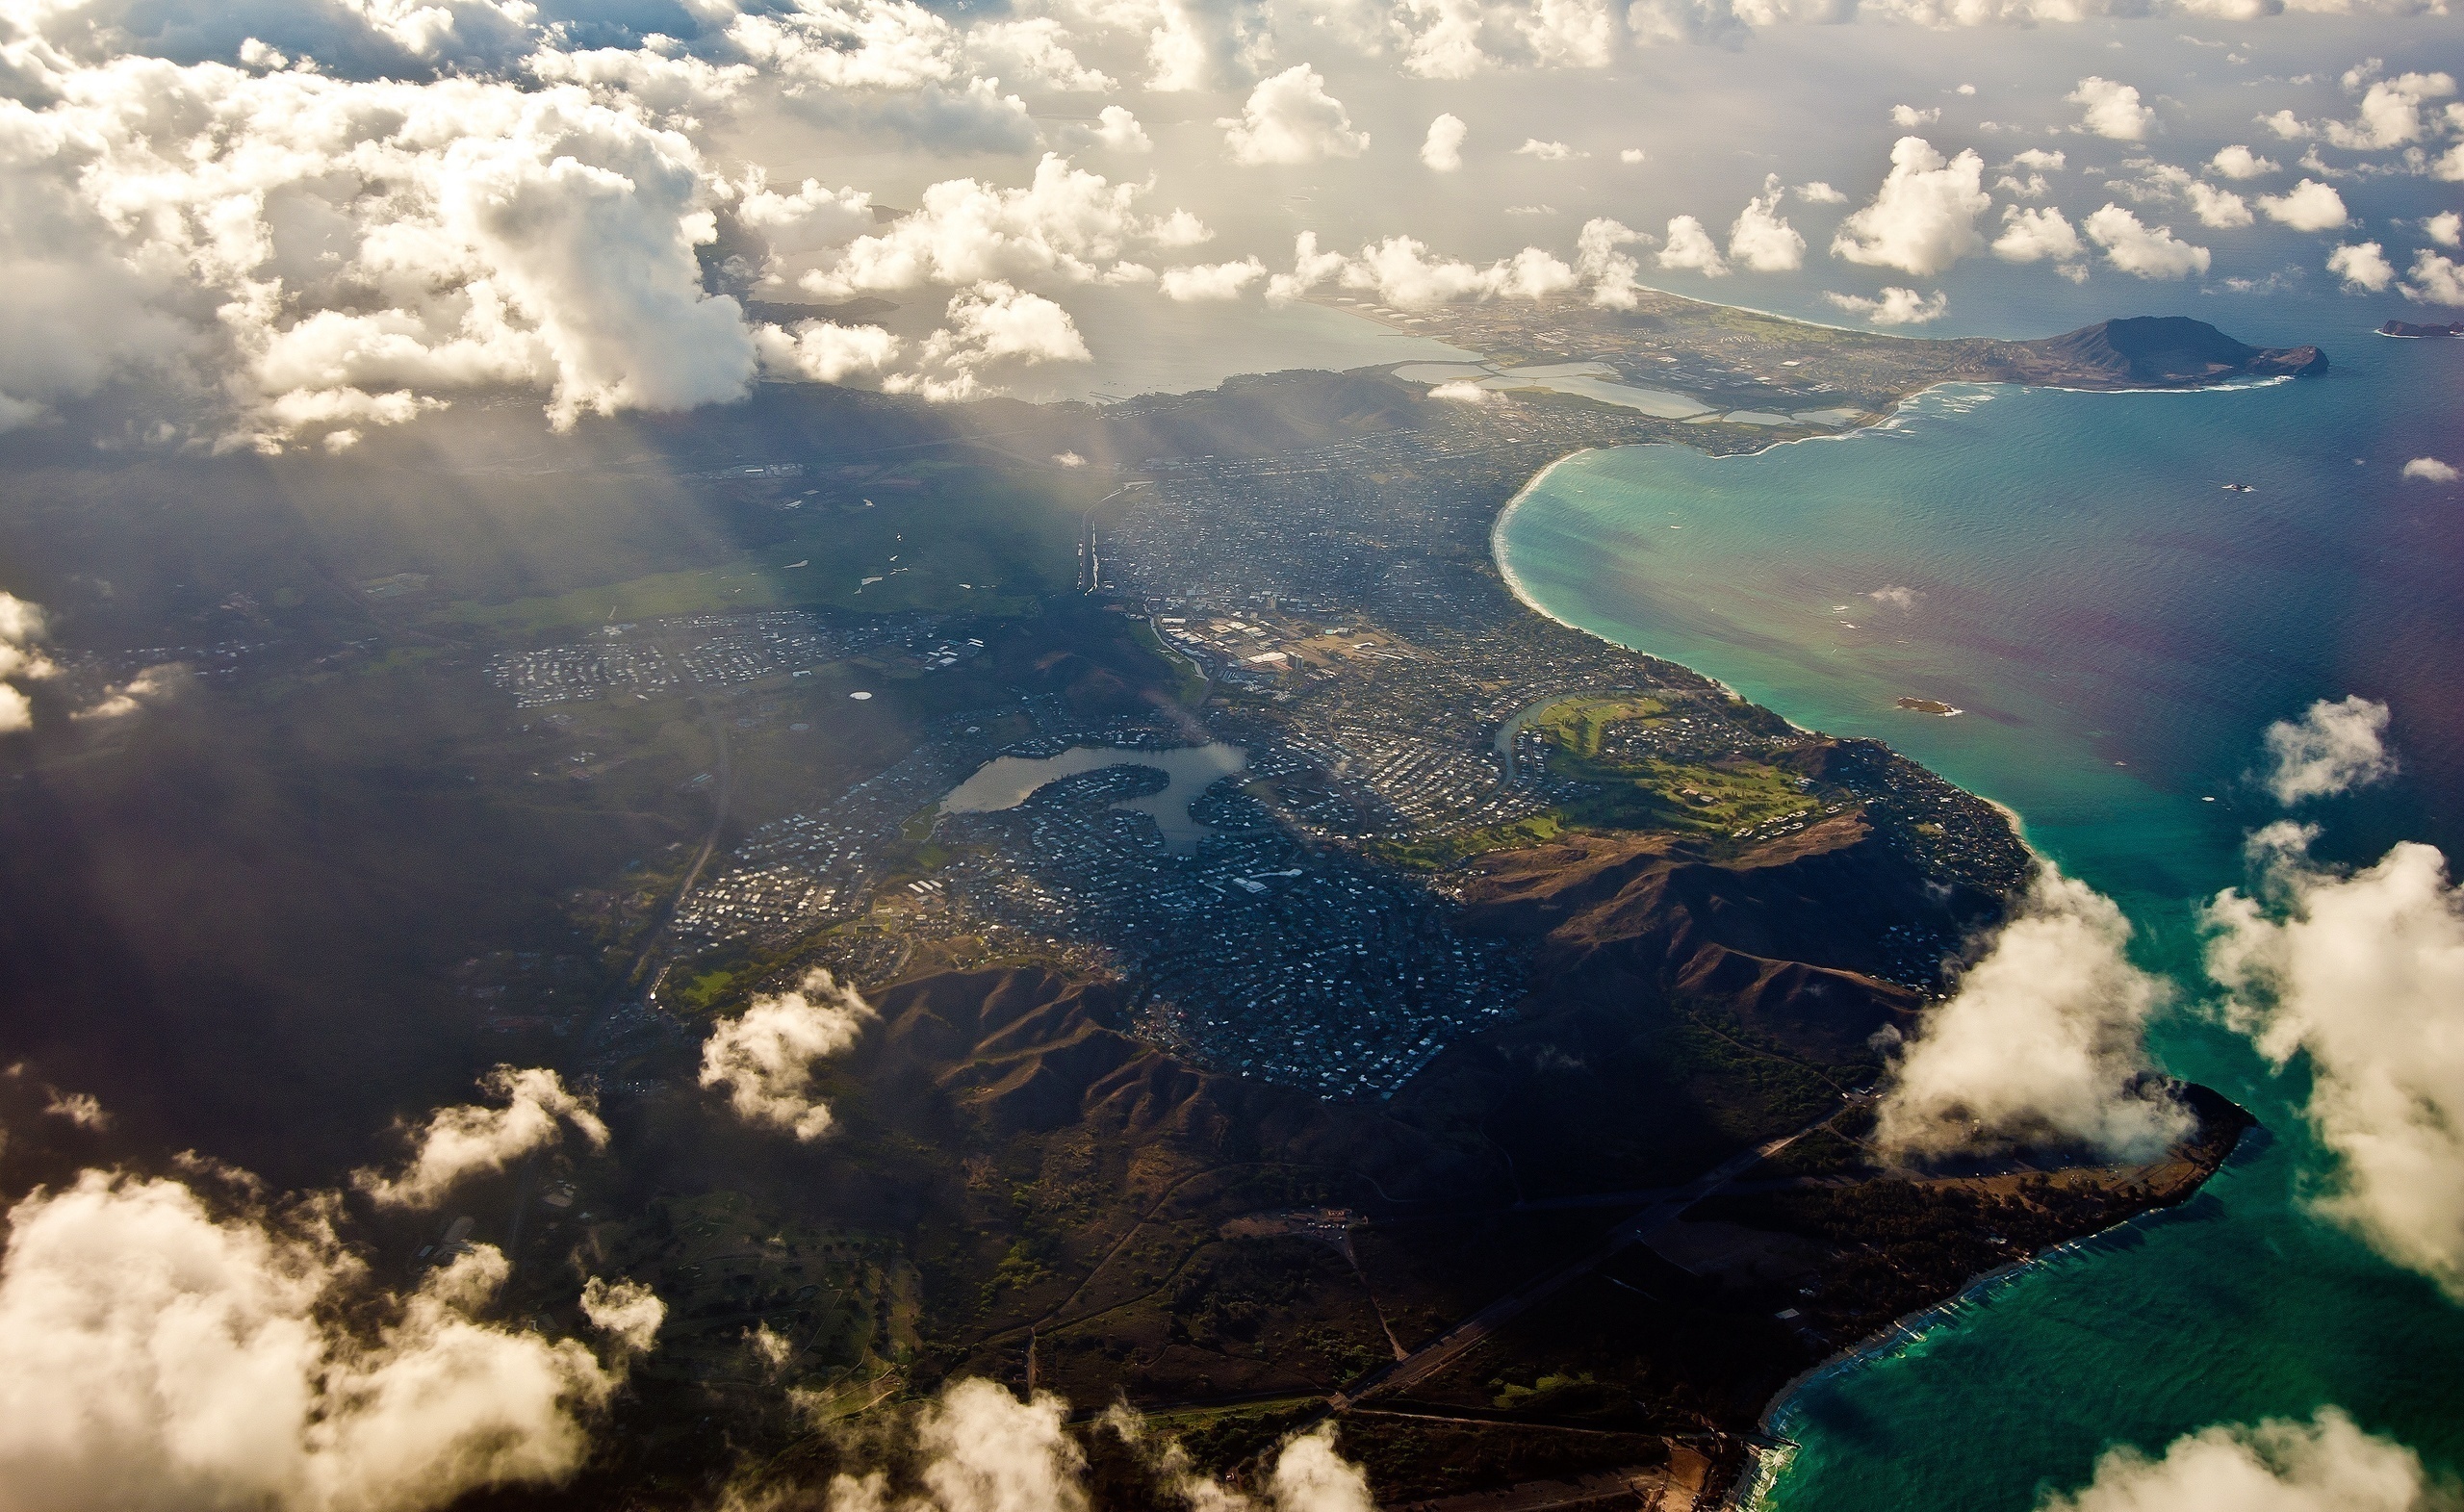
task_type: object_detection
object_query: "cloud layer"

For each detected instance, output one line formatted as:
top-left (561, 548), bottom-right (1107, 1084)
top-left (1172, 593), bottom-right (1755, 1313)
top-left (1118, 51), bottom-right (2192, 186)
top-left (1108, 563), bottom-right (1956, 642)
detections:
top-left (2040, 1408), bottom-right (2436, 1512)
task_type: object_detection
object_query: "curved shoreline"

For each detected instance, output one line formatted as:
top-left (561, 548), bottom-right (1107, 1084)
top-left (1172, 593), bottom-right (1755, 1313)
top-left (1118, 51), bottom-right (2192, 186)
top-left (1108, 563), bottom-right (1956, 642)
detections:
top-left (1476, 383), bottom-right (2280, 1509)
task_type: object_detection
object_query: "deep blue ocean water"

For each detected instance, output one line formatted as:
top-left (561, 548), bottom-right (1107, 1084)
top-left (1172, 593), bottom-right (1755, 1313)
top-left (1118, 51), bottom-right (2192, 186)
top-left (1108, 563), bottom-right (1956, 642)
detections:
top-left (1492, 333), bottom-right (2464, 1509)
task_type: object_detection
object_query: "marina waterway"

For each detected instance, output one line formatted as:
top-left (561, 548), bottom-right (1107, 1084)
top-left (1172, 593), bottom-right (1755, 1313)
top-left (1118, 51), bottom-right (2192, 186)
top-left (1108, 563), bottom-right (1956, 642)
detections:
top-left (939, 743), bottom-right (1248, 853)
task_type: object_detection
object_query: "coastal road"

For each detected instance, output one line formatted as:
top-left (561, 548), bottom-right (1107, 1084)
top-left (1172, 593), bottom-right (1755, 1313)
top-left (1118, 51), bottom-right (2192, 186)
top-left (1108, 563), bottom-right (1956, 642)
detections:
top-left (1335, 1121), bottom-right (1828, 1408)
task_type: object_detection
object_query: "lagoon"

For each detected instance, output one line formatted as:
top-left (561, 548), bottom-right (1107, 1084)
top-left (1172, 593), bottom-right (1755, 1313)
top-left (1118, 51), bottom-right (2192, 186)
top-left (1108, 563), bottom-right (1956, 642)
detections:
top-left (939, 743), bottom-right (1248, 853)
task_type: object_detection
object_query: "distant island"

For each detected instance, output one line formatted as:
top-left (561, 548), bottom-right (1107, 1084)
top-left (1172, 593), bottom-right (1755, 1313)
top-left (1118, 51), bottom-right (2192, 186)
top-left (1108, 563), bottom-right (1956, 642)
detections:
top-left (1895, 697), bottom-right (1963, 716)
top-left (2379, 318), bottom-right (2464, 339)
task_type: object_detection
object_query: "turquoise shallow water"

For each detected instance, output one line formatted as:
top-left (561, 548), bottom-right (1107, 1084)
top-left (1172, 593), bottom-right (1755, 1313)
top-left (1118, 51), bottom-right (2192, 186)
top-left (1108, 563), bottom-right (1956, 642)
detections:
top-left (1493, 337), bottom-right (2464, 1509)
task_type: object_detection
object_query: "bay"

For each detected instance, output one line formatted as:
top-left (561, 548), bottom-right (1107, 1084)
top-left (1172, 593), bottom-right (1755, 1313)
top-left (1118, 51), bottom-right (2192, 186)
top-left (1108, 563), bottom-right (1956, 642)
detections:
top-left (1491, 332), bottom-right (2464, 1508)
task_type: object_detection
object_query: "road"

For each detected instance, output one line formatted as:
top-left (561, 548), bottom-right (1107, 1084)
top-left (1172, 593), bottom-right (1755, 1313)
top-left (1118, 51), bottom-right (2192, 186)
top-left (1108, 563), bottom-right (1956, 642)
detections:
top-left (1335, 1119), bottom-right (1828, 1408)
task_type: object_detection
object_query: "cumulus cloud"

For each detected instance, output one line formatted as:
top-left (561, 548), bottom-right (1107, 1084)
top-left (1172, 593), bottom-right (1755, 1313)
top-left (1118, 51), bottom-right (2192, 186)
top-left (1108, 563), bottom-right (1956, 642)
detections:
top-left (1426, 379), bottom-right (1494, 402)
top-left (352, 1067), bottom-right (608, 1210)
top-left (965, 18), bottom-right (1116, 92)
top-left (698, 969), bottom-right (875, 1141)
top-left (802, 156), bottom-right (1195, 296)
top-left (1514, 138), bottom-right (1581, 160)
top-left (1992, 206), bottom-right (2086, 268)
top-left (2321, 72), bottom-right (2457, 152)
top-left (1390, 0), bottom-right (1618, 78)
top-left (2400, 250), bottom-right (2464, 305)
top-left (2009, 147), bottom-right (2067, 171)
top-left (1728, 177), bottom-right (1806, 271)
top-left (1220, 65), bottom-right (1369, 166)
top-left (578, 1276), bottom-right (665, 1353)
top-left (2040, 1408), bottom-right (2438, 1512)
top-left (2211, 143), bottom-right (2280, 179)
top-left (1091, 106), bottom-right (1153, 152)
top-left (0, 51), bottom-right (780, 447)
top-left (1874, 864), bottom-right (2193, 1163)
top-left (1160, 258), bottom-right (1268, 299)
top-left (1831, 138), bottom-right (1990, 278)
top-left (2186, 183), bottom-right (2255, 228)
top-left (2206, 828), bottom-right (2464, 1299)
top-left (0, 592), bottom-right (57, 735)
top-left (1342, 237), bottom-right (1577, 307)
top-left (1796, 179), bottom-right (1847, 203)
top-left (1891, 104), bottom-right (1940, 127)
top-left (2329, 243), bottom-right (2397, 293)
top-left (1422, 113), bottom-right (1469, 170)
top-left (2257, 179), bottom-right (2351, 231)
top-left (2084, 205), bottom-right (2211, 279)
top-left (1658, 216), bottom-right (1730, 276)
top-left (0, 1170), bottom-right (626, 1512)
top-left (2428, 212), bottom-right (2463, 248)
top-left (2069, 77), bottom-right (2155, 141)
top-left (2259, 696), bottom-right (2399, 805)
top-left (1264, 231), bottom-right (1352, 303)
top-left (1575, 217), bottom-right (1652, 308)
top-left (756, 320), bottom-right (905, 385)
top-left (72, 663), bottom-right (183, 723)
top-left (793, 1380), bottom-right (1373, 1512)
top-left (2402, 457), bottom-right (2459, 482)
top-left (1824, 287), bottom-right (1949, 325)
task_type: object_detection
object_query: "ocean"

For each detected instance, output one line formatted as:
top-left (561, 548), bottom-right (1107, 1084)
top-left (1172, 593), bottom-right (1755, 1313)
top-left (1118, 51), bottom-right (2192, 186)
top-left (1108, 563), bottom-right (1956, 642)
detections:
top-left (1490, 330), bottom-right (2464, 1508)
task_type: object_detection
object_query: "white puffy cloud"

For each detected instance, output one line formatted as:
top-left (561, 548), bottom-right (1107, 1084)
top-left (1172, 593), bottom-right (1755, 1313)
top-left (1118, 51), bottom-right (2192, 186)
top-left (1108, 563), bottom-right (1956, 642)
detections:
top-left (1091, 105), bottom-right (1152, 152)
top-left (1341, 236), bottom-right (1576, 307)
top-left (578, 1276), bottom-right (665, 1354)
top-left (802, 156), bottom-right (1192, 295)
top-left (2328, 242), bottom-right (2397, 293)
top-left (2426, 213), bottom-right (2462, 248)
top-left (698, 969), bottom-right (875, 1141)
top-left (1575, 217), bottom-right (1651, 308)
top-left (1824, 286), bottom-right (1948, 324)
top-left (1422, 113), bottom-right (1468, 170)
top-left (2405, 250), bottom-right (2464, 304)
top-left (965, 18), bottom-right (1116, 92)
top-left (1160, 258), bottom-right (1268, 299)
top-left (2084, 205), bottom-right (2211, 279)
top-left (801, 1381), bottom-right (1373, 1512)
top-left (2206, 829), bottom-right (2464, 1299)
top-left (1264, 230), bottom-right (1352, 303)
top-left (1992, 206), bottom-right (2084, 269)
top-left (1426, 379), bottom-right (1494, 402)
top-left (1141, 0), bottom-right (1276, 93)
top-left (0, 1170), bottom-right (625, 1512)
top-left (0, 592), bottom-right (56, 734)
top-left (2040, 1409), bottom-right (2437, 1512)
top-left (2321, 72), bottom-right (2457, 151)
top-left (1220, 65), bottom-right (1369, 166)
top-left (1515, 137), bottom-right (1582, 160)
top-left (1796, 179), bottom-right (1846, 202)
top-left (1391, 0), bottom-right (1619, 78)
top-left (756, 320), bottom-right (905, 384)
top-left (2401, 457), bottom-right (2459, 482)
top-left (1891, 104), bottom-right (1940, 127)
top-left (723, 1), bottom-right (1035, 147)
top-left (2009, 147), bottom-right (2067, 171)
top-left (352, 1067), bottom-right (608, 1210)
top-left (1874, 864), bottom-right (2193, 1163)
top-left (0, 57), bottom-right (761, 446)
top-left (73, 663), bottom-right (182, 722)
top-left (2187, 183), bottom-right (2255, 228)
top-left (1831, 138), bottom-right (1990, 278)
top-left (2259, 696), bottom-right (2399, 805)
top-left (2069, 76), bottom-right (2154, 141)
top-left (2256, 179), bottom-right (2351, 231)
top-left (1728, 176), bottom-right (1805, 271)
top-left (734, 169), bottom-right (877, 262)
top-left (2211, 143), bottom-right (2280, 179)
top-left (1657, 215), bottom-right (1730, 276)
